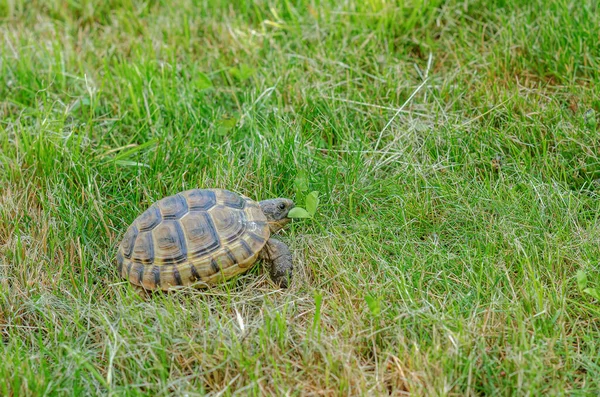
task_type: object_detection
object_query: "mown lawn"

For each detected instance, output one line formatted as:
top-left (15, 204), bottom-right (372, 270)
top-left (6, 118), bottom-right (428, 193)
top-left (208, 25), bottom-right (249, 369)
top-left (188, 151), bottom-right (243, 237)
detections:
top-left (1, 0), bottom-right (600, 395)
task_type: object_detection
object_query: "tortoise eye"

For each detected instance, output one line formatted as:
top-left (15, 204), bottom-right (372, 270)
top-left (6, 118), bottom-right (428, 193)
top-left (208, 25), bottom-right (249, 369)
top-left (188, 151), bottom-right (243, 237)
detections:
top-left (278, 203), bottom-right (286, 210)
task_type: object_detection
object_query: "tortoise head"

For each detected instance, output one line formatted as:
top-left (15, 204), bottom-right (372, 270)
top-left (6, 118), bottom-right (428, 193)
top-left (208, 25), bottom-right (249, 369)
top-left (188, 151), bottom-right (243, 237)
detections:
top-left (259, 198), bottom-right (294, 233)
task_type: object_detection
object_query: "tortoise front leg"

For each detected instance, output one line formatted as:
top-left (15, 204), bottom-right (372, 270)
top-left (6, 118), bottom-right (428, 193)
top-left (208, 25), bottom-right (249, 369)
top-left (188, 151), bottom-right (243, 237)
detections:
top-left (259, 238), bottom-right (293, 288)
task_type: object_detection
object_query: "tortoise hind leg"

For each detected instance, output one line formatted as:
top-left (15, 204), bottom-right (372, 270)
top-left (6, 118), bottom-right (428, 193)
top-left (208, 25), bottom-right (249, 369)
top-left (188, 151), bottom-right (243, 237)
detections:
top-left (259, 238), bottom-right (293, 288)
top-left (131, 283), bottom-right (154, 299)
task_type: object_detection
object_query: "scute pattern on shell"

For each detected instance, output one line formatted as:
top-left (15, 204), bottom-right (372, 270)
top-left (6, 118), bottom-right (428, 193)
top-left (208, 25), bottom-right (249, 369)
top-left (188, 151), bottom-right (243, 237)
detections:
top-left (117, 189), bottom-right (270, 290)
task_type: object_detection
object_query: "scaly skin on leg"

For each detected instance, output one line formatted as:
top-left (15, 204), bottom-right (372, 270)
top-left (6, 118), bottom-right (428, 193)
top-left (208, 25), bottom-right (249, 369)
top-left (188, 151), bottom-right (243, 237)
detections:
top-left (259, 238), bottom-right (293, 288)
top-left (132, 283), bottom-right (153, 299)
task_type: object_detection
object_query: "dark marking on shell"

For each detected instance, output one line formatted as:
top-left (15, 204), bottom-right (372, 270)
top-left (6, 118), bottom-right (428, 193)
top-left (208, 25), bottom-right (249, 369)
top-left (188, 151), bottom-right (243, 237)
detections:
top-left (224, 247), bottom-right (237, 265)
top-left (189, 264), bottom-right (201, 282)
top-left (247, 231), bottom-right (266, 245)
top-left (211, 258), bottom-right (220, 273)
top-left (116, 250), bottom-right (124, 275)
top-left (136, 263), bottom-right (145, 284)
top-left (159, 194), bottom-right (189, 220)
top-left (185, 189), bottom-right (217, 211)
top-left (240, 240), bottom-right (253, 257)
top-left (121, 225), bottom-right (138, 258)
top-left (132, 231), bottom-right (155, 264)
top-left (154, 221), bottom-right (188, 265)
top-left (212, 206), bottom-right (247, 243)
top-left (225, 219), bottom-right (247, 243)
top-left (184, 212), bottom-right (221, 258)
top-left (152, 266), bottom-right (161, 287)
top-left (137, 205), bottom-right (162, 232)
top-left (172, 266), bottom-right (183, 286)
top-left (221, 190), bottom-right (246, 209)
top-left (174, 221), bottom-right (187, 258)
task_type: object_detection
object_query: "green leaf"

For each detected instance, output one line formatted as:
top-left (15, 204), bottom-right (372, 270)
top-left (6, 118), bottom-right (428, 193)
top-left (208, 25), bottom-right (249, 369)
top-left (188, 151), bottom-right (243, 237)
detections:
top-left (576, 270), bottom-right (588, 291)
top-left (288, 207), bottom-right (311, 218)
top-left (195, 72), bottom-right (213, 90)
top-left (229, 64), bottom-right (255, 81)
top-left (365, 295), bottom-right (381, 316)
top-left (583, 288), bottom-right (600, 300)
top-left (218, 114), bottom-right (238, 135)
top-left (306, 191), bottom-right (319, 216)
top-left (294, 172), bottom-right (309, 193)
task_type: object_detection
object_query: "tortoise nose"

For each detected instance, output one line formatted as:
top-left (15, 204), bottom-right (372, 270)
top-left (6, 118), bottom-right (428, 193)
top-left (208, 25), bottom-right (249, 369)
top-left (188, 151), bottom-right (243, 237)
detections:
top-left (284, 199), bottom-right (294, 215)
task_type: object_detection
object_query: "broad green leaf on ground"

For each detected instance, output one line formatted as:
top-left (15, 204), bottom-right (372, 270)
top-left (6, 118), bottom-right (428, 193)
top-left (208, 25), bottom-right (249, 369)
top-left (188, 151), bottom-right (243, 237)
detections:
top-left (306, 191), bottom-right (319, 216)
top-left (365, 295), bottom-right (381, 317)
top-left (195, 72), bottom-right (213, 90)
top-left (577, 270), bottom-right (588, 291)
top-left (288, 207), bottom-right (311, 218)
top-left (218, 114), bottom-right (238, 135)
top-left (583, 288), bottom-right (600, 301)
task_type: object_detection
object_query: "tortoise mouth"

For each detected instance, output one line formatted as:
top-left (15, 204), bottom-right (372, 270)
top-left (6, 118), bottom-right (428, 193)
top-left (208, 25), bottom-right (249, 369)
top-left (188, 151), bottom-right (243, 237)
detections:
top-left (268, 217), bottom-right (291, 233)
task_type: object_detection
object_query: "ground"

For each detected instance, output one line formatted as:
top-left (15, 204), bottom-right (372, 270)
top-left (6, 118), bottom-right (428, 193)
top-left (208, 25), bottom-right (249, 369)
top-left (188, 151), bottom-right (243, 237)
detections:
top-left (1, 0), bottom-right (600, 395)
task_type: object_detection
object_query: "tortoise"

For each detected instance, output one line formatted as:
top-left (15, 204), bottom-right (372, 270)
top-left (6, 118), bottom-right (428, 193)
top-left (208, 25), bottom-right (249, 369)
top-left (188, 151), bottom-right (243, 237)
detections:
top-left (116, 188), bottom-right (295, 291)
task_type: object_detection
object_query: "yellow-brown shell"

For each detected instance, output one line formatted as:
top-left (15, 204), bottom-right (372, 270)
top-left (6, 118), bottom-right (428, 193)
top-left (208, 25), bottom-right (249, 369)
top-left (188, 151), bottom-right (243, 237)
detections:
top-left (116, 189), bottom-right (270, 290)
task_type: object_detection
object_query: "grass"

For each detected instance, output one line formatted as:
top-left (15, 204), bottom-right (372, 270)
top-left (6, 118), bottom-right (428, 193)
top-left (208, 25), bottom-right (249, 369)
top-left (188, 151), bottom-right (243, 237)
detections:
top-left (1, 0), bottom-right (600, 395)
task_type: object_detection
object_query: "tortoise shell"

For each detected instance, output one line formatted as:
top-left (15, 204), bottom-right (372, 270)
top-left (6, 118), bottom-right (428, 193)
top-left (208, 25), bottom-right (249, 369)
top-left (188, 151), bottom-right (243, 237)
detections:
top-left (116, 189), bottom-right (270, 290)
